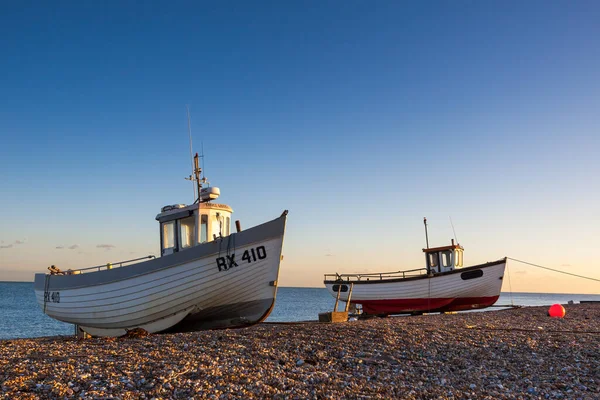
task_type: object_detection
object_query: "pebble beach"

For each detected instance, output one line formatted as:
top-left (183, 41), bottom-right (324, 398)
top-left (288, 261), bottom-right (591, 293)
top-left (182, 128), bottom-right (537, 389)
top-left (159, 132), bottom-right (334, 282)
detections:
top-left (1, 304), bottom-right (598, 399)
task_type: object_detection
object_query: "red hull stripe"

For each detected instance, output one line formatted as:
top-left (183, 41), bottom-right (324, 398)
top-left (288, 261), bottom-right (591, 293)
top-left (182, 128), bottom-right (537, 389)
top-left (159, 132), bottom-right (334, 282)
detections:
top-left (358, 296), bottom-right (500, 314)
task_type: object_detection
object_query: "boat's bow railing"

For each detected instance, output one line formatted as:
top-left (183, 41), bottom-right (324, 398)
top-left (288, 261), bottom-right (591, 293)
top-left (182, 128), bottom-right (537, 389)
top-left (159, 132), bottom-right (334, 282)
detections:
top-left (49, 255), bottom-right (156, 275)
top-left (324, 267), bottom-right (428, 282)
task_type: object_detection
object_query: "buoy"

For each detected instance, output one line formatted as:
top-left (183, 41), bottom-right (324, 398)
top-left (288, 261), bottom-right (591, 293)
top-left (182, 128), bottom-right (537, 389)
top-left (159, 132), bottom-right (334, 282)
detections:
top-left (548, 304), bottom-right (565, 318)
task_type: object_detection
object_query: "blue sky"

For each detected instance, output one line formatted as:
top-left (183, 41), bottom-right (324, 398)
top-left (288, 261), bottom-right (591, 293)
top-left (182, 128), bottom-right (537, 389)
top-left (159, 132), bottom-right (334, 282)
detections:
top-left (1, 2), bottom-right (599, 292)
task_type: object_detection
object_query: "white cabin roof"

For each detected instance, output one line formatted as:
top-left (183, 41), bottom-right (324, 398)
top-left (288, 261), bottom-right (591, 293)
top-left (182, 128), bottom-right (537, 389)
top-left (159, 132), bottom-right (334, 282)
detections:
top-left (155, 202), bottom-right (233, 221)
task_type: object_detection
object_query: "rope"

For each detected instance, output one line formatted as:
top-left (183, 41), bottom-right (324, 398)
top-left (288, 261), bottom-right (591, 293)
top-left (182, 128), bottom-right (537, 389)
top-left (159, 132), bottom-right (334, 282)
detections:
top-left (427, 271), bottom-right (432, 312)
top-left (226, 231), bottom-right (236, 263)
top-left (43, 274), bottom-right (50, 314)
top-left (507, 257), bottom-right (600, 282)
top-left (505, 259), bottom-right (514, 306)
top-left (217, 230), bottom-right (236, 269)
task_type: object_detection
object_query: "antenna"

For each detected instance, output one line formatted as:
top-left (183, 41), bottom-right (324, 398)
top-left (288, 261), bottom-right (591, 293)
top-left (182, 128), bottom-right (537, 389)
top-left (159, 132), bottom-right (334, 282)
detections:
top-left (201, 140), bottom-right (206, 184)
top-left (449, 216), bottom-right (459, 244)
top-left (186, 105), bottom-right (195, 201)
top-left (423, 217), bottom-right (429, 249)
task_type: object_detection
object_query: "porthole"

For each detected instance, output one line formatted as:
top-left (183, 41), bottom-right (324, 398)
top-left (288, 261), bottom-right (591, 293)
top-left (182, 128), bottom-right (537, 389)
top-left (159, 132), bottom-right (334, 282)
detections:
top-left (332, 284), bottom-right (349, 292)
top-left (461, 270), bottom-right (483, 280)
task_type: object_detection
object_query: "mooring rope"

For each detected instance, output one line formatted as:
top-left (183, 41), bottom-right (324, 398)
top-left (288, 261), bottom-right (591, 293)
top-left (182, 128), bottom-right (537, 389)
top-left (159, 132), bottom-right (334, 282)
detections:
top-left (43, 274), bottom-right (50, 314)
top-left (505, 259), bottom-right (514, 306)
top-left (226, 230), bottom-right (236, 261)
top-left (507, 257), bottom-right (600, 283)
top-left (427, 272), bottom-right (432, 311)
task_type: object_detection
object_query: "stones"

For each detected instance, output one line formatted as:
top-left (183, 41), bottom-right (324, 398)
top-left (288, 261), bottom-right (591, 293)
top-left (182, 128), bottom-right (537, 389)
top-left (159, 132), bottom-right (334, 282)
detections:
top-left (0, 304), bottom-right (598, 398)
top-left (123, 327), bottom-right (149, 338)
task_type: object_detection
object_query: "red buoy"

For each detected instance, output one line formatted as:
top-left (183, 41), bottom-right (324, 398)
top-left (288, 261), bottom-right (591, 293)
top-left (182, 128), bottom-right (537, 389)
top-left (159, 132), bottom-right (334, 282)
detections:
top-left (548, 304), bottom-right (566, 318)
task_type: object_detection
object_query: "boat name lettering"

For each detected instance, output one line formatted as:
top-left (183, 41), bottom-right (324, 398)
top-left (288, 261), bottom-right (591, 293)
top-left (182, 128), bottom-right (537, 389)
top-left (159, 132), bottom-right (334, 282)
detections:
top-left (44, 291), bottom-right (60, 303)
top-left (216, 246), bottom-right (267, 271)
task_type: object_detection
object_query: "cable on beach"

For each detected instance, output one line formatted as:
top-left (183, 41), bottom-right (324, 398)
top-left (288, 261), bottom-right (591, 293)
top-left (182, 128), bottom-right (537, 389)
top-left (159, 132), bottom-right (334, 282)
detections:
top-left (508, 257), bottom-right (600, 282)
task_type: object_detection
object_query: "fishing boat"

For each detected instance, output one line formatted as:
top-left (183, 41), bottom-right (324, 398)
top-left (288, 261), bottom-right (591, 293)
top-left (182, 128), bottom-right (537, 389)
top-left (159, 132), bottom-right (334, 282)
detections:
top-left (323, 218), bottom-right (506, 315)
top-left (34, 153), bottom-right (288, 337)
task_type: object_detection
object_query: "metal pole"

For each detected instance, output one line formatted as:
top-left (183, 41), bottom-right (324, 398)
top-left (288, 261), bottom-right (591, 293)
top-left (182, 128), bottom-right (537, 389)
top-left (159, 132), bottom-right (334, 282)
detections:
top-left (333, 286), bottom-right (341, 312)
top-left (194, 153), bottom-right (201, 202)
top-left (423, 217), bottom-right (429, 249)
top-left (344, 283), bottom-right (354, 312)
top-left (187, 105), bottom-right (195, 201)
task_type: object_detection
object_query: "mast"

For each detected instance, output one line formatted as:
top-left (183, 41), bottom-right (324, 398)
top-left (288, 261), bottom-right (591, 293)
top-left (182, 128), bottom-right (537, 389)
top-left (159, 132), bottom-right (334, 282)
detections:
top-left (185, 106), bottom-right (206, 203)
top-left (194, 153), bottom-right (202, 203)
top-left (423, 217), bottom-right (429, 249)
top-left (187, 105), bottom-right (195, 201)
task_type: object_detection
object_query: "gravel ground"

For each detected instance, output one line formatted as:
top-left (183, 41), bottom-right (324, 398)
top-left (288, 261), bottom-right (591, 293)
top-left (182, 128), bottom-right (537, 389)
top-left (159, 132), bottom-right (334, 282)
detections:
top-left (1, 304), bottom-right (599, 399)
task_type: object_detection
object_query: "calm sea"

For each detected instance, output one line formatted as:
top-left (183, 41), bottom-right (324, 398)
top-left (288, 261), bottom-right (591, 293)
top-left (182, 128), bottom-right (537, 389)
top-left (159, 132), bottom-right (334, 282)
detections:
top-left (1, 282), bottom-right (599, 340)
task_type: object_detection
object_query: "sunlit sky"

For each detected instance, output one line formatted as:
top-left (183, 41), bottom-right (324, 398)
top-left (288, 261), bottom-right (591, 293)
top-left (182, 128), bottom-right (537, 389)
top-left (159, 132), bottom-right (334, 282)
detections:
top-left (1, 2), bottom-right (599, 293)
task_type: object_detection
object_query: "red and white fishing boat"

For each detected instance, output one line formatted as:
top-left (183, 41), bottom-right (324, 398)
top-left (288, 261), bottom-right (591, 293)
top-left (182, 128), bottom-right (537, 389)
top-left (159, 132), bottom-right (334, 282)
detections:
top-left (324, 219), bottom-right (506, 315)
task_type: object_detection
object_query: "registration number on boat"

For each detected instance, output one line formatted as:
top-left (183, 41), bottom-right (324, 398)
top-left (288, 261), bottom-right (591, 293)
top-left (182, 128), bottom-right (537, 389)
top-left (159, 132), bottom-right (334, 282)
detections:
top-left (216, 246), bottom-right (267, 271)
top-left (44, 291), bottom-right (60, 303)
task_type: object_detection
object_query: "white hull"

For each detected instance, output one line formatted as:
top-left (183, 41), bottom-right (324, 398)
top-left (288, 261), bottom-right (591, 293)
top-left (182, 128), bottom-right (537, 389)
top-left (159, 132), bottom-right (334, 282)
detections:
top-left (324, 259), bottom-right (506, 314)
top-left (34, 214), bottom-right (287, 336)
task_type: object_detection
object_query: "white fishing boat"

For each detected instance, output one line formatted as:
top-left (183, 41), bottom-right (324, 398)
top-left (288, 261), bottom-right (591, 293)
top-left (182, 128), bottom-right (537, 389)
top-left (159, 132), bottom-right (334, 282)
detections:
top-left (324, 219), bottom-right (506, 315)
top-left (34, 153), bottom-right (288, 337)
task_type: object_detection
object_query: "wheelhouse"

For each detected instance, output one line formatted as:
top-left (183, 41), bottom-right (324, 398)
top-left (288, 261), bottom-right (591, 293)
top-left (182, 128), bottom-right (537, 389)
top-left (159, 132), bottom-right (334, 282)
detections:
top-left (423, 239), bottom-right (464, 274)
top-left (155, 187), bottom-right (233, 257)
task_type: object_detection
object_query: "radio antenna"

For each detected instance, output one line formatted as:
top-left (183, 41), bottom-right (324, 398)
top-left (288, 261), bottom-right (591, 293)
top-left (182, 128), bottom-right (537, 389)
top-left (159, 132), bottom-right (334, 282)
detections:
top-left (423, 217), bottom-right (430, 249)
top-left (201, 140), bottom-right (206, 184)
top-left (186, 105), bottom-right (195, 201)
top-left (449, 216), bottom-right (459, 244)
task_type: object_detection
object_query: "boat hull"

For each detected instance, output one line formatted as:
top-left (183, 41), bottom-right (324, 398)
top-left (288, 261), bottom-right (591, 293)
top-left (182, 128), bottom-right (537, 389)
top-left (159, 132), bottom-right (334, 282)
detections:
top-left (34, 213), bottom-right (287, 337)
top-left (324, 259), bottom-right (506, 315)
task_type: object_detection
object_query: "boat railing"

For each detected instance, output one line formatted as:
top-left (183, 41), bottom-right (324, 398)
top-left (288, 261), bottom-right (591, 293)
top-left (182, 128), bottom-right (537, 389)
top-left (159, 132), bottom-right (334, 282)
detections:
top-left (324, 267), bottom-right (428, 282)
top-left (49, 255), bottom-right (156, 275)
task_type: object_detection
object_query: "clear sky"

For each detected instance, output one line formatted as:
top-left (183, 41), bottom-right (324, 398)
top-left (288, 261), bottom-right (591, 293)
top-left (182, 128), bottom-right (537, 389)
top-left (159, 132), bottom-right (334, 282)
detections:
top-left (1, 1), bottom-right (599, 293)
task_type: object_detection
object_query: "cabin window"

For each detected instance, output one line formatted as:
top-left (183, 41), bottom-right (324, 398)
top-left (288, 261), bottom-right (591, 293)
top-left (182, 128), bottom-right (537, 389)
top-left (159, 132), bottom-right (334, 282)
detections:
top-left (200, 215), bottom-right (208, 243)
top-left (212, 216), bottom-right (221, 238)
top-left (441, 251), bottom-right (452, 268)
top-left (455, 250), bottom-right (463, 267)
top-left (179, 216), bottom-right (195, 249)
top-left (162, 221), bottom-right (175, 250)
top-left (428, 253), bottom-right (438, 268)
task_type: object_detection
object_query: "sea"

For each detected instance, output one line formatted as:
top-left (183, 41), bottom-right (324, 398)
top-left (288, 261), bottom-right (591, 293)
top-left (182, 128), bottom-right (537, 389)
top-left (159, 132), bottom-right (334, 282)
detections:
top-left (1, 281), bottom-right (599, 340)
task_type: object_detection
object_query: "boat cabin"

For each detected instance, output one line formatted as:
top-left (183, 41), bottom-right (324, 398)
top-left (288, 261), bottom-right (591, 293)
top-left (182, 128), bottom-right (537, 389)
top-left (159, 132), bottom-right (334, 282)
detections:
top-left (155, 187), bottom-right (233, 257)
top-left (423, 239), bottom-right (464, 274)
